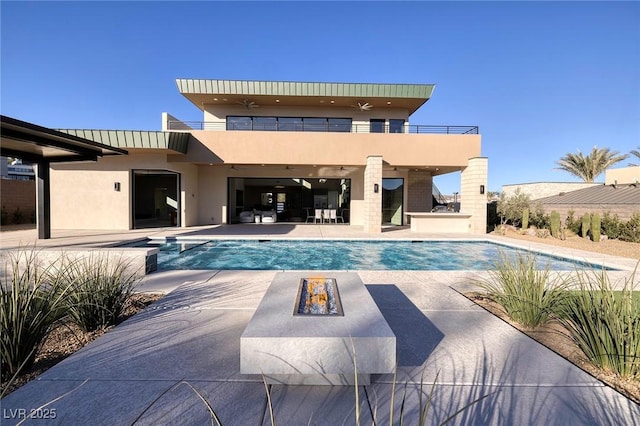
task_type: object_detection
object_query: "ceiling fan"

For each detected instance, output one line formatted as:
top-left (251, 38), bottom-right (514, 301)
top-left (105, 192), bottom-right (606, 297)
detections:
top-left (237, 99), bottom-right (259, 109)
top-left (352, 102), bottom-right (373, 111)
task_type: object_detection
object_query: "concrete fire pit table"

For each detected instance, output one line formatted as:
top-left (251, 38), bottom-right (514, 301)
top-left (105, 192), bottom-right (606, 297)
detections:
top-left (241, 272), bottom-right (396, 385)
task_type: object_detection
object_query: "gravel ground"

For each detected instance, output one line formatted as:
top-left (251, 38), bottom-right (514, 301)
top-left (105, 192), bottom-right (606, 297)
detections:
top-left (496, 228), bottom-right (640, 260)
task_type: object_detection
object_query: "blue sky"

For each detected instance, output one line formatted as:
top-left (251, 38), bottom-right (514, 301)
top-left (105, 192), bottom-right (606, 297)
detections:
top-left (1, 1), bottom-right (639, 194)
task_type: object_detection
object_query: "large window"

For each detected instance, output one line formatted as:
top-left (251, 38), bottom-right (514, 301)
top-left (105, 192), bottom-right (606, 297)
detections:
top-left (328, 118), bottom-right (352, 132)
top-left (253, 117), bottom-right (277, 131)
top-left (303, 118), bottom-right (326, 132)
top-left (389, 119), bottom-right (405, 133)
top-left (227, 116), bottom-right (252, 130)
top-left (370, 119), bottom-right (385, 133)
top-left (278, 117), bottom-right (303, 131)
top-left (228, 177), bottom-right (351, 223)
top-left (226, 116), bottom-right (352, 132)
top-left (132, 170), bottom-right (180, 229)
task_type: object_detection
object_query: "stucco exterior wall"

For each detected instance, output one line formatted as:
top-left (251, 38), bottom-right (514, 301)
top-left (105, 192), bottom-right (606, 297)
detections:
top-left (50, 152), bottom-right (198, 230)
top-left (170, 131), bottom-right (481, 168)
top-left (605, 166), bottom-right (640, 185)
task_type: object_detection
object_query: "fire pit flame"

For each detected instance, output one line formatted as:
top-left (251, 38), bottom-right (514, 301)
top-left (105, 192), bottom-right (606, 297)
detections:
top-left (294, 278), bottom-right (343, 316)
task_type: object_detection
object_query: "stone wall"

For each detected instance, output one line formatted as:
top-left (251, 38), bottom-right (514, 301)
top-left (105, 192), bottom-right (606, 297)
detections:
top-left (363, 156), bottom-right (382, 233)
top-left (406, 170), bottom-right (432, 212)
top-left (460, 157), bottom-right (488, 234)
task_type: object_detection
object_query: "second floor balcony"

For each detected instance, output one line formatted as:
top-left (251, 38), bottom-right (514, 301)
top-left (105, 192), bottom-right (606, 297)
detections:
top-left (168, 120), bottom-right (479, 135)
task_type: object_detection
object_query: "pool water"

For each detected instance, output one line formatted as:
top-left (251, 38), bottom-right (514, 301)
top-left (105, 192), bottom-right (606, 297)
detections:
top-left (135, 240), bottom-right (608, 271)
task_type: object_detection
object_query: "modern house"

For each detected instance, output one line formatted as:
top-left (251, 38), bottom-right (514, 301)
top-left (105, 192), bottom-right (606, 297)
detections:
top-left (43, 79), bottom-right (486, 234)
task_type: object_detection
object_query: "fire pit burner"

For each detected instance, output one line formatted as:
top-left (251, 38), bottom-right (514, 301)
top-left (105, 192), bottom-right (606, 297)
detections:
top-left (294, 277), bottom-right (343, 316)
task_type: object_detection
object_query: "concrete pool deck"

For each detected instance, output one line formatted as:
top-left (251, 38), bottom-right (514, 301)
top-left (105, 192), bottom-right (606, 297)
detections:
top-left (1, 225), bottom-right (639, 424)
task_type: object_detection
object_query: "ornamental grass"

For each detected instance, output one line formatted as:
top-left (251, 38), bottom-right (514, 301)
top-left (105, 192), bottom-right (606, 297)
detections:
top-left (476, 251), bottom-right (569, 328)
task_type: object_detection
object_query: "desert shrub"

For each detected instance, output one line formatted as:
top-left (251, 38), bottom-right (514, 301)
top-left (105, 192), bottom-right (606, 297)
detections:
top-left (602, 212), bottom-right (622, 240)
top-left (565, 210), bottom-right (581, 234)
top-left (557, 268), bottom-right (640, 379)
top-left (619, 213), bottom-right (640, 243)
top-left (591, 213), bottom-right (601, 242)
top-left (535, 228), bottom-right (550, 238)
top-left (497, 189), bottom-right (531, 226)
top-left (476, 252), bottom-right (569, 328)
top-left (529, 204), bottom-right (550, 229)
top-left (0, 249), bottom-right (73, 387)
top-left (64, 255), bottom-right (141, 332)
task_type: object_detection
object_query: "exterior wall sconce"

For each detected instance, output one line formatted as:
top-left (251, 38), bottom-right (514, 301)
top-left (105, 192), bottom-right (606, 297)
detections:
top-left (374, 183), bottom-right (379, 193)
top-left (480, 185), bottom-right (485, 195)
top-left (114, 182), bottom-right (121, 192)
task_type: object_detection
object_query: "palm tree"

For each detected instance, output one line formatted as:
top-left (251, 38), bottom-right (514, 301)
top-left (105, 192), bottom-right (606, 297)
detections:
top-left (629, 146), bottom-right (640, 166)
top-left (555, 146), bottom-right (628, 182)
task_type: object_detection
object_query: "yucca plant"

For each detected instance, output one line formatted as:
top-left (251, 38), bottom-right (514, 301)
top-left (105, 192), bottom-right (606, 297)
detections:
top-left (0, 248), bottom-right (73, 391)
top-left (557, 268), bottom-right (640, 378)
top-left (476, 252), bottom-right (569, 328)
top-left (64, 254), bottom-right (141, 332)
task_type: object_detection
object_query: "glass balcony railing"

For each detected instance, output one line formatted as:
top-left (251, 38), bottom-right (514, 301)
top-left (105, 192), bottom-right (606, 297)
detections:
top-left (168, 121), bottom-right (479, 135)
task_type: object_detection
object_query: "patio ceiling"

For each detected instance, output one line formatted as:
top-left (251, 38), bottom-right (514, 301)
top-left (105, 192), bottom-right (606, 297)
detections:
top-left (1, 115), bottom-right (128, 163)
top-left (176, 79), bottom-right (435, 115)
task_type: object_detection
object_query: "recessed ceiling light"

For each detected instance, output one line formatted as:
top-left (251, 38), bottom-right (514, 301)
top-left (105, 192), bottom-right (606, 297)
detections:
top-left (213, 98), bottom-right (218, 101)
top-left (222, 98), bottom-right (228, 101)
top-left (330, 100), bottom-right (335, 104)
top-left (387, 101), bottom-right (391, 105)
top-left (275, 99), bottom-right (280, 102)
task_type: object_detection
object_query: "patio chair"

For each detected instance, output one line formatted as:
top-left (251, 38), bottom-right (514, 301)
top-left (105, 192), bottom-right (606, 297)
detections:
top-left (328, 209), bottom-right (337, 223)
top-left (305, 208), bottom-right (315, 223)
top-left (314, 209), bottom-right (323, 224)
top-left (261, 210), bottom-right (277, 223)
top-left (335, 209), bottom-right (344, 223)
top-left (239, 211), bottom-right (254, 223)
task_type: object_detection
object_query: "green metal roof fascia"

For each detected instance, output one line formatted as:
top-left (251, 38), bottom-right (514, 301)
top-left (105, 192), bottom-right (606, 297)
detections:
top-left (176, 79), bottom-right (435, 99)
top-left (57, 130), bottom-right (189, 154)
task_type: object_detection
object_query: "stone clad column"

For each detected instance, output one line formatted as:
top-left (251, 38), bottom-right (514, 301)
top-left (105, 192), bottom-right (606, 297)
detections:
top-left (460, 157), bottom-right (488, 234)
top-left (407, 170), bottom-right (433, 212)
top-left (363, 155), bottom-right (383, 233)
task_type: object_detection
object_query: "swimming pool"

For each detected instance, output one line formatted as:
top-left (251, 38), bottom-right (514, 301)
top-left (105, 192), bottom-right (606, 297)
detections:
top-left (130, 239), bottom-right (609, 271)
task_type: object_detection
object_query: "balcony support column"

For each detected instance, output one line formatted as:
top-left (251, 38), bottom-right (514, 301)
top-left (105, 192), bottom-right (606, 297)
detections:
top-left (363, 155), bottom-right (383, 233)
top-left (460, 157), bottom-right (488, 234)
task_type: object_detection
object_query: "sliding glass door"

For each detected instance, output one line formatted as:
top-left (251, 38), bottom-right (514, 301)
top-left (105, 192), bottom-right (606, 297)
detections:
top-left (382, 178), bottom-right (403, 225)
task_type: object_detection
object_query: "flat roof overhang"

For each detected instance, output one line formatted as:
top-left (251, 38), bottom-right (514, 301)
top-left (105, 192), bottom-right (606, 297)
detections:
top-left (1, 115), bottom-right (128, 163)
top-left (176, 79), bottom-right (435, 115)
top-left (1, 115), bottom-right (129, 240)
